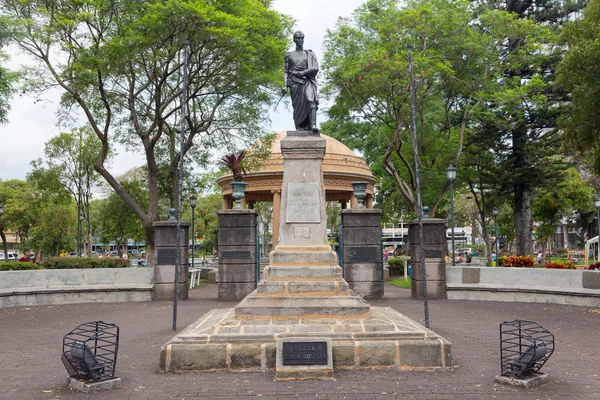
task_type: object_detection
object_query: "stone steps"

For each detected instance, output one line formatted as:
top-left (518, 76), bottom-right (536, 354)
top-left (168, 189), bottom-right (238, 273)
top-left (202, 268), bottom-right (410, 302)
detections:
top-left (235, 290), bottom-right (371, 319)
top-left (263, 265), bottom-right (342, 280)
top-left (256, 280), bottom-right (349, 296)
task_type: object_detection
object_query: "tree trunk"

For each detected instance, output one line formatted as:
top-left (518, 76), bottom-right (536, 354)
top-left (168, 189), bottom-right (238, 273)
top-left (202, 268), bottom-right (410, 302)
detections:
top-left (1, 229), bottom-right (8, 260)
top-left (515, 182), bottom-right (533, 256)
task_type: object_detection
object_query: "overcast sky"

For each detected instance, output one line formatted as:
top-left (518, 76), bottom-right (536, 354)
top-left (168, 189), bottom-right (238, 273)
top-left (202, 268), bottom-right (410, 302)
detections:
top-left (0, 0), bottom-right (365, 181)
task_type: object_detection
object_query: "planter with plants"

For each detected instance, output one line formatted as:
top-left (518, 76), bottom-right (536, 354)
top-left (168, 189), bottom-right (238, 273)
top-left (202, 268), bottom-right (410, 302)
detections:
top-left (218, 151), bottom-right (248, 209)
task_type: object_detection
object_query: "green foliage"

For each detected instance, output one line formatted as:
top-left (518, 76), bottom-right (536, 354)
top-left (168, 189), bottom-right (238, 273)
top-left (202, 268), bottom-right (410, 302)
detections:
top-left (387, 257), bottom-right (407, 276)
top-left (41, 257), bottom-right (130, 269)
top-left (0, 0), bottom-right (293, 250)
top-left (323, 0), bottom-right (552, 220)
top-left (557, 0), bottom-right (600, 173)
top-left (0, 262), bottom-right (43, 271)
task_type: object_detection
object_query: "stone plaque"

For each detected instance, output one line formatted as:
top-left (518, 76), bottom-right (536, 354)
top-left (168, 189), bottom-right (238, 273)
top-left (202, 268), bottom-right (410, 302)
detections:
top-left (293, 226), bottom-right (311, 239)
top-left (348, 247), bottom-right (377, 263)
top-left (424, 250), bottom-right (443, 258)
top-left (285, 182), bottom-right (321, 223)
top-left (156, 248), bottom-right (177, 265)
top-left (282, 341), bottom-right (328, 365)
top-left (221, 250), bottom-right (251, 259)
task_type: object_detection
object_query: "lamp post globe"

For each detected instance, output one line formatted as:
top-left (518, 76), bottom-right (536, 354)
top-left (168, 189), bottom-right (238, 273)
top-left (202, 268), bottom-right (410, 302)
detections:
top-left (189, 195), bottom-right (197, 270)
top-left (446, 165), bottom-right (457, 266)
top-left (493, 207), bottom-right (499, 256)
top-left (595, 197), bottom-right (600, 262)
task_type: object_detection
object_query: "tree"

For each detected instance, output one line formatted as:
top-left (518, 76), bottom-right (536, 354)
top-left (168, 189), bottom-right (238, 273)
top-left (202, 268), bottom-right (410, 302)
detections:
top-left (0, 20), bottom-right (16, 124)
top-left (532, 167), bottom-right (595, 260)
top-left (33, 127), bottom-right (103, 256)
top-left (322, 0), bottom-right (547, 220)
top-left (467, 0), bottom-right (588, 256)
top-left (557, 0), bottom-right (600, 174)
top-left (1, 0), bottom-right (292, 263)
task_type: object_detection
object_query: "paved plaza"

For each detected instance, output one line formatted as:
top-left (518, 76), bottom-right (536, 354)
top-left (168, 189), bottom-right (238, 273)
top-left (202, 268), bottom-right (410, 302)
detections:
top-left (0, 284), bottom-right (598, 400)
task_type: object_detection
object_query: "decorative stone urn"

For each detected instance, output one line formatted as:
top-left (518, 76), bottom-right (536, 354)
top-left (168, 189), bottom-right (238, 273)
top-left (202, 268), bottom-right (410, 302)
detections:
top-left (350, 181), bottom-right (368, 209)
top-left (230, 181), bottom-right (248, 209)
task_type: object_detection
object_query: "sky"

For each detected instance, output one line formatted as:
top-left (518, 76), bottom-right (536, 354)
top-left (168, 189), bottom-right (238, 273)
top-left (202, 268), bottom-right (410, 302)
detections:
top-left (0, 0), bottom-right (365, 181)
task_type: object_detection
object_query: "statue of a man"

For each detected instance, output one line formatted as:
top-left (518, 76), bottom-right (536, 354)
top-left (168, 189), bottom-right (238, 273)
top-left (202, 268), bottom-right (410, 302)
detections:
top-left (281, 31), bottom-right (319, 132)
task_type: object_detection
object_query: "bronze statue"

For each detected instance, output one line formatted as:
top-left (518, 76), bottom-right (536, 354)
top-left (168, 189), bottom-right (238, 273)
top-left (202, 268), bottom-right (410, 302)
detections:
top-left (282, 31), bottom-right (319, 131)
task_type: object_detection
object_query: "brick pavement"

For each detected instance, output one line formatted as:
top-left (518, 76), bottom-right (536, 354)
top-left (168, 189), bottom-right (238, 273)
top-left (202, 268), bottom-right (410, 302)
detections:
top-left (0, 284), bottom-right (598, 399)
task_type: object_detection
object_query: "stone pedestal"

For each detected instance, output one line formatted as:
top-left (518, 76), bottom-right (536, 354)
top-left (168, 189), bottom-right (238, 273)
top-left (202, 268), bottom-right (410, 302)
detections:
top-left (152, 221), bottom-right (190, 301)
top-left (340, 209), bottom-right (383, 299)
top-left (408, 218), bottom-right (447, 300)
top-left (159, 133), bottom-right (452, 378)
top-left (235, 133), bottom-right (370, 320)
top-left (217, 209), bottom-right (257, 300)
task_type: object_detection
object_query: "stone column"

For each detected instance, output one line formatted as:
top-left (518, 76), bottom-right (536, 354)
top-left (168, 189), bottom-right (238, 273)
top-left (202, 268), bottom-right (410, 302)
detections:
top-left (217, 209), bottom-right (257, 300)
top-left (272, 190), bottom-right (281, 248)
top-left (408, 218), bottom-right (447, 300)
top-left (152, 221), bottom-right (190, 301)
top-left (366, 194), bottom-right (374, 209)
top-left (341, 209), bottom-right (383, 299)
top-left (350, 196), bottom-right (358, 209)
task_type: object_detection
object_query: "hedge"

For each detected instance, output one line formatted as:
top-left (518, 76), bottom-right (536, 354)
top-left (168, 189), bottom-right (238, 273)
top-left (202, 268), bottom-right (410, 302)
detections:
top-left (41, 257), bottom-right (130, 269)
top-left (0, 262), bottom-right (44, 271)
top-left (387, 257), bottom-right (409, 276)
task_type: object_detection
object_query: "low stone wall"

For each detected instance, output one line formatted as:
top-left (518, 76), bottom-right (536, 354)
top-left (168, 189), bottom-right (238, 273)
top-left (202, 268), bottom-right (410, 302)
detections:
top-left (0, 268), bottom-right (154, 308)
top-left (447, 266), bottom-right (600, 307)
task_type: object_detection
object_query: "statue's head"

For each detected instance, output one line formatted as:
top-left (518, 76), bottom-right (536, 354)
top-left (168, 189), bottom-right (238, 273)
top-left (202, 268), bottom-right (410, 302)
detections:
top-left (293, 31), bottom-right (305, 47)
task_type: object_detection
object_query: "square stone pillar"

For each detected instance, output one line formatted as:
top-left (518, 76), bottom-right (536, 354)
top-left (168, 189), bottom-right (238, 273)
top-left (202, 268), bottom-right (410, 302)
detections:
top-left (152, 221), bottom-right (190, 301)
top-left (341, 209), bottom-right (383, 299)
top-left (408, 218), bottom-right (447, 300)
top-left (218, 209), bottom-right (257, 300)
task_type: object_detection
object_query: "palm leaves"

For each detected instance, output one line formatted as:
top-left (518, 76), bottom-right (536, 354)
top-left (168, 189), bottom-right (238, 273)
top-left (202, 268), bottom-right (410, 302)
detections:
top-left (217, 151), bottom-right (247, 182)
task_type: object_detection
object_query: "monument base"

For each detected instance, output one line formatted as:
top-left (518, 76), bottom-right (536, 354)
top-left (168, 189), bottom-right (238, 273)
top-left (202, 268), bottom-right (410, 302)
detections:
top-left (159, 306), bottom-right (452, 375)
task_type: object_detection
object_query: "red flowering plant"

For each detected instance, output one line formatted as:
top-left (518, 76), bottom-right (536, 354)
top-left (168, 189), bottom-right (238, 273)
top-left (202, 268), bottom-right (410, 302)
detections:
top-left (502, 256), bottom-right (534, 268)
top-left (588, 262), bottom-right (600, 271)
top-left (544, 260), bottom-right (574, 269)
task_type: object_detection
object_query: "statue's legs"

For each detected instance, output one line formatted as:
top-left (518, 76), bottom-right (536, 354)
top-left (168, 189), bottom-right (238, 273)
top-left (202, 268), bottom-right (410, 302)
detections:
top-left (310, 105), bottom-right (318, 131)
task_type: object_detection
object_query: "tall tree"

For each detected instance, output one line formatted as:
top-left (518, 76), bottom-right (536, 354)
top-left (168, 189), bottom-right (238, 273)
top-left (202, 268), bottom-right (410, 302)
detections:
top-left (468, 0), bottom-right (588, 256)
top-left (557, 0), bottom-right (600, 175)
top-left (323, 0), bottom-right (547, 219)
top-left (34, 127), bottom-right (103, 255)
top-left (1, 0), bottom-right (292, 264)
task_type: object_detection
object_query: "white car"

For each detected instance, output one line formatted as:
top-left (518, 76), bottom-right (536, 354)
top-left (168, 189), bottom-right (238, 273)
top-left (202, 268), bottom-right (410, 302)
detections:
top-left (0, 252), bottom-right (19, 261)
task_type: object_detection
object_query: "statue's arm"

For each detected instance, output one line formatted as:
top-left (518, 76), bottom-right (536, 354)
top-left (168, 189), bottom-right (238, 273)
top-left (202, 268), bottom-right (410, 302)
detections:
top-left (300, 50), bottom-right (319, 78)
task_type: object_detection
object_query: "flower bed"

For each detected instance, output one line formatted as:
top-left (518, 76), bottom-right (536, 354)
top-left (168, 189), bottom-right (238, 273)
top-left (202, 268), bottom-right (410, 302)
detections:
top-left (0, 257), bottom-right (130, 271)
top-left (588, 262), bottom-right (600, 271)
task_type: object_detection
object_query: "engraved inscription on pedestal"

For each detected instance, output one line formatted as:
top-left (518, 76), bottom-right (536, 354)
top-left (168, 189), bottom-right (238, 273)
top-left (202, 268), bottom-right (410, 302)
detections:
top-left (285, 182), bottom-right (321, 223)
top-left (424, 250), bottom-right (443, 258)
top-left (222, 250), bottom-right (251, 259)
top-left (293, 227), bottom-right (311, 239)
top-left (348, 247), bottom-right (377, 263)
top-left (156, 248), bottom-right (177, 265)
top-left (282, 341), bottom-right (328, 365)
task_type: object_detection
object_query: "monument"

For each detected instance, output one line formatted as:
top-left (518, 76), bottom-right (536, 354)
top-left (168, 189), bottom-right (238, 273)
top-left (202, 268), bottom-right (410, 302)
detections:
top-left (160, 32), bottom-right (452, 380)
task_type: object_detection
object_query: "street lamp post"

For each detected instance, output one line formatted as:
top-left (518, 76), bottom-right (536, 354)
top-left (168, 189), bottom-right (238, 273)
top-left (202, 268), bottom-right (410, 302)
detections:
top-left (446, 165), bottom-right (457, 266)
top-left (190, 194), bottom-right (197, 269)
top-left (595, 197), bottom-right (600, 262)
top-left (0, 204), bottom-right (4, 260)
top-left (493, 207), bottom-right (499, 256)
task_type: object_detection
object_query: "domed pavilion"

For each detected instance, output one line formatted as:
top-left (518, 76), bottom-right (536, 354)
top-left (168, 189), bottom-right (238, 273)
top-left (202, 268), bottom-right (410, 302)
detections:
top-left (217, 131), bottom-right (375, 248)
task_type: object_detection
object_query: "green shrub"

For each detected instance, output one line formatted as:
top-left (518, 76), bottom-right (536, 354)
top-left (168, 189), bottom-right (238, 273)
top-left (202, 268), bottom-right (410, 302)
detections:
top-left (387, 257), bottom-right (409, 276)
top-left (41, 257), bottom-right (130, 269)
top-left (0, 262), bottom-right (44, 271)
top-left (497, 256), bottom-right (505, 267)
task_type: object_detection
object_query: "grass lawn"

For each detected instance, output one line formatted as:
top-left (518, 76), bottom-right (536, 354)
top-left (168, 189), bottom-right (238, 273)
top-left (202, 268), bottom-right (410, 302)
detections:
top-left (388, 278), bottom-right (412, 289)
top-left (191, 279), bottom-right (209, 288)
